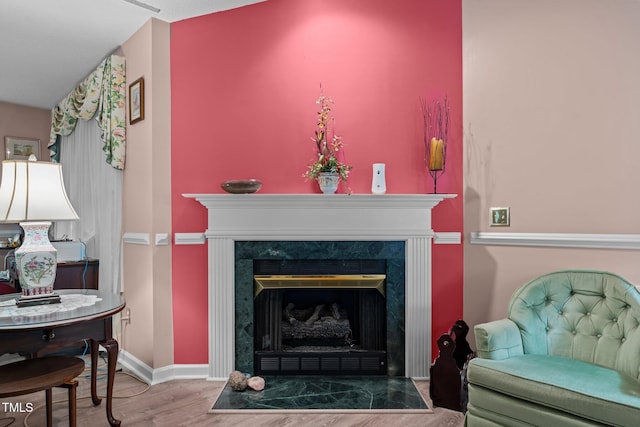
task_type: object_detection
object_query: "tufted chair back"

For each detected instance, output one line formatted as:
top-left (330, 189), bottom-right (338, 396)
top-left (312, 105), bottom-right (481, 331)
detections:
top-left (508, 270), bottom-right (640, 380)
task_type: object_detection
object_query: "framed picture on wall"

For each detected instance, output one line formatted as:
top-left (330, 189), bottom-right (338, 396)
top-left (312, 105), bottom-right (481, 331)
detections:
top-left (4, 136), bottom-right (40, 160)
top-left (129, 77), bottom-right (145, 124)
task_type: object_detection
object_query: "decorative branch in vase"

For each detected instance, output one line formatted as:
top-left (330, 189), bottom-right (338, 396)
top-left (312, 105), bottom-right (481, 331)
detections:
top-left (420, 96), bottom-right (450, 194)
top-left (304, 89), bottom-right (352, 194)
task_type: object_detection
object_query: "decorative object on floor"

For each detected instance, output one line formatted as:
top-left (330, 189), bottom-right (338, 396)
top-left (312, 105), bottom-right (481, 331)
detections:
top-left (421, 96), bottom-right (450, 194)
top-left (371, 163), bottom-right (386, 194)
top-left (0, 155), bottom-right (79, 305)
top-left (430, 320), bottom-right (476, 413)
top-left (304, 88), bottom-right (352, 193)
top-left (247, 376), bottom-right (265, 391)
top-left (451, 319), bottom-right (475, 413)
top-left (211, 376), bottom-right (432, 413)
top-left (430, 334), bottom-right (463, 412)
top-left (228, 370), bottom-right (248, 391)
top-left (221, 179), bottom-right (262, 194)
top-left (450, 319), bottom-right (474, 371)
top-left (227, 370), bottom-right (265, 392)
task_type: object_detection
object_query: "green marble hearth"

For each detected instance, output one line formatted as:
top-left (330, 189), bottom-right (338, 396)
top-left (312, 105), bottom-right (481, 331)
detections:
top-left (210, 376), bottom-right (431, 413)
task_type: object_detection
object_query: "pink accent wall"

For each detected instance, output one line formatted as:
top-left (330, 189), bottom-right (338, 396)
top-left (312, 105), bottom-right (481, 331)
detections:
top-left (171, 0), bottom-right (462, 363)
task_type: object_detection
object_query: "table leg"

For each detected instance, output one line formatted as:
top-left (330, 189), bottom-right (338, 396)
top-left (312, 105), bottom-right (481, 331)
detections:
top-left (103, 338), bottom-right (121, 427)
top-left (66, 380), bottom-right (78, 427)
top-left (89, 339), bottom-right (101, 405)
top-left (45, 388), bottom-right (53, 427)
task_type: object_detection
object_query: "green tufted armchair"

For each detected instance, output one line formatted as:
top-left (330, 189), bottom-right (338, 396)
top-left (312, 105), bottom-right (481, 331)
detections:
top-left (465, 270), bottom-right (640, 426)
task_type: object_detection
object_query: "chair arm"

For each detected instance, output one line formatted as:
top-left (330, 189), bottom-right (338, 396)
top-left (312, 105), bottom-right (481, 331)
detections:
top-left (474, 318), bottom-right (524, 360)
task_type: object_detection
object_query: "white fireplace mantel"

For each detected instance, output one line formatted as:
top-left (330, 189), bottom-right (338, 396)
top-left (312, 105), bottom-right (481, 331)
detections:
top-left (183, 194), bottom-right (456, 240)
top-left (183, 193), bottom-right (457, 380)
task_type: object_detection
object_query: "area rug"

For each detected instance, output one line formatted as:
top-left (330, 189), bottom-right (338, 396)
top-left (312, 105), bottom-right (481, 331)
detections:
top-left (210, 376), bottom-right (432, 413)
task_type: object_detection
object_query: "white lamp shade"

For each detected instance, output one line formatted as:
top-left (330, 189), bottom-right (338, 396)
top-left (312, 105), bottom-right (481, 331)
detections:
top-left (0, 160), bottom-right (79, 222)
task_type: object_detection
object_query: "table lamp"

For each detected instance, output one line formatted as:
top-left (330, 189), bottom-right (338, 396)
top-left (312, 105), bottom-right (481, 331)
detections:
top-left (0, 155), bottom-right (79, 306)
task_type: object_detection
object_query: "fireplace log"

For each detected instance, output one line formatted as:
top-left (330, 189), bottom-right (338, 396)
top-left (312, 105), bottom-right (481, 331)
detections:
top-left (282, 315), bottom-right (351, 341)
top-left (281, 302), bottom-right (351, 344)
top-left (304, 304), bottom-right (325, 325)
top-left (284, 303), bottom-right (299, 325)
top-left (331, 302), bottom-right (341, 320)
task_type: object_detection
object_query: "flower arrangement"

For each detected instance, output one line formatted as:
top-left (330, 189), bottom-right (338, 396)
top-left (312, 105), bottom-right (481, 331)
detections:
top-left (304, 91), bottom-right (352, 183)
top-left (420, 96), bottom-right (450, 193)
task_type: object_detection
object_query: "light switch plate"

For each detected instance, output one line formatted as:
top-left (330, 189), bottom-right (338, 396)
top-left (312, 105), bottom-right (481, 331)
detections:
top-left (490, 207), bottom-right (510, 226)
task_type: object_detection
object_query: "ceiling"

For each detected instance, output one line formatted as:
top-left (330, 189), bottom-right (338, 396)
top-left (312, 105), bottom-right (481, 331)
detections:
top-left (0, 0), bottom-right (265, 110)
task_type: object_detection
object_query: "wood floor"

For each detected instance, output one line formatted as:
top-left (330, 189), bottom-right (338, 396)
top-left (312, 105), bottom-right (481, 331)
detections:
top-left (0, 367), bottom-right (466, 426)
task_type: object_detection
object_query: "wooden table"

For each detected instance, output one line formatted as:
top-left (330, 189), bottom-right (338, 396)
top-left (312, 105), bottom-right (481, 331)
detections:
top-left (0, 290), bottom-right (125, 426)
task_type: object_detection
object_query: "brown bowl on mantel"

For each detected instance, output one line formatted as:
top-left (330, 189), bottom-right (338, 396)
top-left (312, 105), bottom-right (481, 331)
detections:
top-left (221, 179), bottom-right (263, 194)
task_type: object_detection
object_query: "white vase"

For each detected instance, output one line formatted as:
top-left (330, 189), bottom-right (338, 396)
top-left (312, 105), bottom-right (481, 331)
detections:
top-left (317, 172), bottom-right (340, 194)
top-left (15, 221), bottom-right (57, 296)
top-left (371, 163), bottom-right (386, 194)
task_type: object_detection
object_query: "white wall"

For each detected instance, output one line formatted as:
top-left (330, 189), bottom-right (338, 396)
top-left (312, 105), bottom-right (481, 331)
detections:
top-left (463, 0), bottom-right (640, 339)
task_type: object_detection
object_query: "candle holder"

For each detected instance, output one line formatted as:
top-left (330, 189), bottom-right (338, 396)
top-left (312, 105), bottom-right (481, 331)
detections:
top-left (421, 97), bottom-right (450, 194)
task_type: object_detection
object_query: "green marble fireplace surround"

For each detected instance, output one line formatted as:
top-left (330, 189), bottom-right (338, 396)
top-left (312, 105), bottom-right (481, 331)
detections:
top-left (234, 240), bottom-right (406, 376)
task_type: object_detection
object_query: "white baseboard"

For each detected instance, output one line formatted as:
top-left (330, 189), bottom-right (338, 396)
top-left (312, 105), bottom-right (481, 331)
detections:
top-left (117, 350), bottom-right (429, 384)
top-left (118, 350), bottom-right (153, 383)
top-left (118, 350), bottom-right (209, 385)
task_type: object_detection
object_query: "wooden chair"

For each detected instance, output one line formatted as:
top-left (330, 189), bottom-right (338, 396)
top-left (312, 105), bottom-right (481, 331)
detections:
top-left (0, 356), bottom-right (85, 427)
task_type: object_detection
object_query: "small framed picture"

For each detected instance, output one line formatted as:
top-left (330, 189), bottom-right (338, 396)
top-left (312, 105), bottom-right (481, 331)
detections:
top-left (4, 136), bottom-right (40, 160)
top-left (490, 207), bottom-right (510, 227)
top-left (129, 77), bottom-right (145, 124)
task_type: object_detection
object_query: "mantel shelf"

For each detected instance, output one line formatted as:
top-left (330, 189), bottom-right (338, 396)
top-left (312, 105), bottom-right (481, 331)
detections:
top-left (183, 193), bottom-right (457, 240)
top-left (183, 193), bottom-right (456, 207)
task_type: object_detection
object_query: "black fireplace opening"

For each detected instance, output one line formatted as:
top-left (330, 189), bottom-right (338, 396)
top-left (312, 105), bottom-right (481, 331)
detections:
top-left (253, 259), bottom-right (388, 375)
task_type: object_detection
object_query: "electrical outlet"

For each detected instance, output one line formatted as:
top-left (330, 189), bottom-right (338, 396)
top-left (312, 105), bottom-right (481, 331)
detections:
top-left (121, 308), bottom-right (131, 325)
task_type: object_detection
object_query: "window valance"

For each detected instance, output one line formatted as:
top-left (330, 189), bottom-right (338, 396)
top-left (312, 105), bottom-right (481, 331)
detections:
top-left (49, 54), bottom-right (126, 170)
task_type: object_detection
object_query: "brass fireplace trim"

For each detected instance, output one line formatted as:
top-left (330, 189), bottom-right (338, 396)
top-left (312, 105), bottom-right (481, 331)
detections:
top-left (254, 274), bottom-right (386, 297)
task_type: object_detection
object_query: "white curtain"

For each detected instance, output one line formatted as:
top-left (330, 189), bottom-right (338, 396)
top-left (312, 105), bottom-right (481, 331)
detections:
top-left (54, 119), bottom-right (123, 295)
